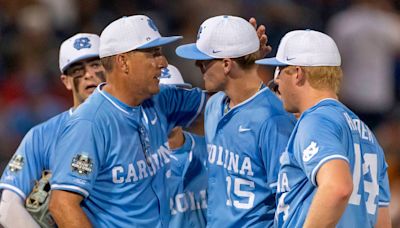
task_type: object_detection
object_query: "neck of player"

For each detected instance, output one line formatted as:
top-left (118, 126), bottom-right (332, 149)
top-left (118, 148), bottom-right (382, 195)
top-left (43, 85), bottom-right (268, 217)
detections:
top-left (299, 88), bottom-right (339, 114)
top-left (224, 67), bottom-right (263, 109)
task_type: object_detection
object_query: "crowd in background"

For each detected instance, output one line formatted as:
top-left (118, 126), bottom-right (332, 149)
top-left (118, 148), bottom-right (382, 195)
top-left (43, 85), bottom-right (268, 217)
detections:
top-left (0, 0), bottom-right (399, 225)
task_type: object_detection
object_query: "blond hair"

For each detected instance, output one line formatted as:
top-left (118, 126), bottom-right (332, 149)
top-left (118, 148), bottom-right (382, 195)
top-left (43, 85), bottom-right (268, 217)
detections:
top-left (233, 51), bottom-right (259, 70)
top-left (297, 66), bottom-right (343, 94)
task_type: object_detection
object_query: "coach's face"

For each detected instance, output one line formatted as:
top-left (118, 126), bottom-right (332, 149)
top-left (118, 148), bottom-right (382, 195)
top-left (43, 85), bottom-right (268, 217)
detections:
top-left (126, 47), bottom-right (167, 98)
top-left (196, 59), bottom-right (226, 92)
top-left (62, 58), bottom-right (106, 104)
top-left (275, 66), bottom-right (300, 113)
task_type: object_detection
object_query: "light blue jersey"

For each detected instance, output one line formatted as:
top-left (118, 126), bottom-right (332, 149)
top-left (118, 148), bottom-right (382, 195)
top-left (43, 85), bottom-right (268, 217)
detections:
top-left (275, 99), bottom-right (391, 228)
top-left (50, 84), bottom-right (205, 228)
top-left (168, 131), bottom-right (208, 228)
top-left (205, 87), bottom-right (296, 228)
top-left (0, 110), bottom-right (72, 199)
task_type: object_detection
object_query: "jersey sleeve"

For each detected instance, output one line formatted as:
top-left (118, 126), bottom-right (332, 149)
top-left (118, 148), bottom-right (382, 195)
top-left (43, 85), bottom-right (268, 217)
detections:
top-left (0, 126), bottom-right (47, 200)
top-left (378, 149), bottom-right (391, 207)
top-left (169, 131), bottom-right (194, 178)
top-left (259, 115), bottom-right (295, 192)
top-left (294, 115), bottom-right (349, 186)
top-left (50, 119), bottom-right (104, 198)
top-left (157, 85), bottom-right (206, 131)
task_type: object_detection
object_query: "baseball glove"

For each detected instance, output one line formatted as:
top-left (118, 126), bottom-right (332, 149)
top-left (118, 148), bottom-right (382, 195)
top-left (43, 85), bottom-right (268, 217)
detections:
top-left (25, 170), bottom-right (57, 228)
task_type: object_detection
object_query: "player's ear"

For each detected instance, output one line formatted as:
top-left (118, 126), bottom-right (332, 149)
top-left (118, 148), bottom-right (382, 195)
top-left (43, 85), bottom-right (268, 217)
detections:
top-left (295, 66), bottom-right (306, 86)
top-left (222, 58), bottom-right (233, 75)
top-left (60, 75), bottom-right (73, 91)
top-left (116, 53), bottom-right (129, 74)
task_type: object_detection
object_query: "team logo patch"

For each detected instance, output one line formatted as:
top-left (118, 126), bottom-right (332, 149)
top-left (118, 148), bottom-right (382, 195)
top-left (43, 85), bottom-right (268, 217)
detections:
top-left (302, 141), bottom-right (319, 162)
top-left (8, 154), bottom-right (24, 172)
top-left (71, 154), bottom-right (93, 175)
top-left (147, 18), bottom-right (158, 32)
top-left (160, 68), bottom-right (171, 79)
top-left (73, 37), bottom-right (91, 50)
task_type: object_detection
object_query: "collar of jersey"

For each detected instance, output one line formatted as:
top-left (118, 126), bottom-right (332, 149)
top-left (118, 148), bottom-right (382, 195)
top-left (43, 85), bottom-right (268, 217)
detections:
top-left (300, 98), bottom-right (341, 119)
top-left (222, 86), bottom-right (267, 115)
top-left (97, 83), bottom-right (141, 115)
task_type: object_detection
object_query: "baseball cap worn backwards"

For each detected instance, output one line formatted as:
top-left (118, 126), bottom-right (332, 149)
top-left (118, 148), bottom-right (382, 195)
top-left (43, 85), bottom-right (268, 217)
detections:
top-left (59, 33), bottom-right (100, 73)
top-left (99, 15), bottom-right (182, 58)
top-left (256, 29), bottom-right (341, 67)
top-left (175, 15), bottom-right (260, 60)
top-left (160, 64), bottom-right (192, 89)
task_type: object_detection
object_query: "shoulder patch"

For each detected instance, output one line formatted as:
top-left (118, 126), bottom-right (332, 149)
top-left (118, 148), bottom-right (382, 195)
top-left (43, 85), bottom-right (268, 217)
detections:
top-left (71, 154), bottom-right (93, 175)
top-left (302, 141), bottom-right (319, 162)
top-left (8, 154), bottom-right (24, 172)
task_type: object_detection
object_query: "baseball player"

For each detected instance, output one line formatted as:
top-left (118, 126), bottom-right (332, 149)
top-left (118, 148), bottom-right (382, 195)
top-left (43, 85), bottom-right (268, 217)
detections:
top-left (0, 33), bottom-right (105, 228)
top-left (256, 30), bottom-right (391, 227)
top-left (176, 15), bottom-right (296, 227)
top-left (160, 64), bottom-right (208, 228)
top-left (48, 15), bottom-right (206, 227)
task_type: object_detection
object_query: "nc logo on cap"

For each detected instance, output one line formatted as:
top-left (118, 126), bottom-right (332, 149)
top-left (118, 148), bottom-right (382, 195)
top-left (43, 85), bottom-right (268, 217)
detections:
top-left (74, 37), bottom-right (92, 50)
top-left (147, 19), bottom-right (158, 32)
top-left (160, 68), bottom-right (171, 79)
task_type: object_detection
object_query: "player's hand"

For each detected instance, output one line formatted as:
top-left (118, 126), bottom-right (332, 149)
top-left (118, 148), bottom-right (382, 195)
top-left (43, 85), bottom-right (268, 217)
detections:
top-left (249, 17), bottom-right (272, 59)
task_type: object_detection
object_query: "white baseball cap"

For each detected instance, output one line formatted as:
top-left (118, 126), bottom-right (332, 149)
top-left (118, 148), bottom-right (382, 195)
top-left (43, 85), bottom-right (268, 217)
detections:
top-left (59, 33), bottom-right (100, 73)
top-left (256, 29), bottom-right (341, 66)
top-left (99, 15), bottom-right (182, 58)
top-left (176, 15), bottom-right (259, 60)
top-left (159, 64), bottom-right (192, 88)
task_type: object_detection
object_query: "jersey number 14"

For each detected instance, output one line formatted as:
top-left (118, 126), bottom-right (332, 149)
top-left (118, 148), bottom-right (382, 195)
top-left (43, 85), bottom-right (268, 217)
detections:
top-left (348, 143), bottom-right (379, 215)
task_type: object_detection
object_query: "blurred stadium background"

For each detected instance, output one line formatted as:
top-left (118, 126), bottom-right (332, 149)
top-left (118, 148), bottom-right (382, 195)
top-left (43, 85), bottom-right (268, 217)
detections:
top-left (0, 0), bottom-right (399, 225)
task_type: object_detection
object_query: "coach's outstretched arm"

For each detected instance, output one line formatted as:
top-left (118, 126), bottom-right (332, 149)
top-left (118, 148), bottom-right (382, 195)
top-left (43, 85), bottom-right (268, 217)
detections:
top-left (49, 190), bottom-right (92, 228)
top-left (303, 160), bottom-right (353, 228)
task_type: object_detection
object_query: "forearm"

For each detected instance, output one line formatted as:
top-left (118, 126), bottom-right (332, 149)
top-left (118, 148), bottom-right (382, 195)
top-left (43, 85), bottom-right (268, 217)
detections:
top-left (49, 190), bottom-right (92, 228)
top-left (0, 190), bottom-right (40, 228)
top-left (375, 207), bottom-right (392, 228)
top-left (303, 185), bottom-right (350, 228)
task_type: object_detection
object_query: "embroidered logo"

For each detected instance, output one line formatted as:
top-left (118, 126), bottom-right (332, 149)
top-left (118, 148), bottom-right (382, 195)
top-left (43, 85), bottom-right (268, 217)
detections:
top-left (151, 115), bottom-right (158, 125)
top-left (73, 37), bottom-right (91, 50)
top-left (302, 141), bottom-right (319, 162)
top-left (71, 154), bottom-right (93, 175)
top-left (147, 18), bottom-right (158, 32)
top-left (8, 154), bottom-right (24, 172)
top-left (160, 68), bottom-right (171, 79)
top-left (238, 125), bottom-right (251, 133)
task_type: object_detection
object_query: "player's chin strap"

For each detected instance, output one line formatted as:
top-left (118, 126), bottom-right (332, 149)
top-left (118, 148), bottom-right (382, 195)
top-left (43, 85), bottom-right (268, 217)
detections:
top-left (25, 170), bottom-right (57, 228)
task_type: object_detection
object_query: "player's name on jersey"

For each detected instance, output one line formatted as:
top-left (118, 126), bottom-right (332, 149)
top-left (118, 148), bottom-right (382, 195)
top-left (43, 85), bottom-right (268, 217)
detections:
top-left (207, 144), bottom-right (254, 177)
top-left (170, 190), bottom-right (207, 214)
top-left (112, 144), bottom-right (171, 183)
top-left (343, 112), bottom-right (374, 143)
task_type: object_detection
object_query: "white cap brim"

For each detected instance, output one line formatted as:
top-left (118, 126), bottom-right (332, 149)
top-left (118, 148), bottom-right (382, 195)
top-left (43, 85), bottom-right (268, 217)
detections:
top-left (137, 36), bottom-right (183, 49)
top-left (175, 43), bottom-right (214, 60)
